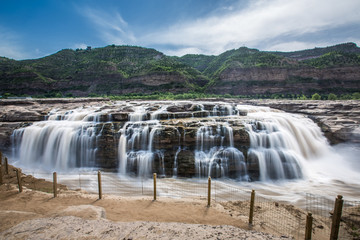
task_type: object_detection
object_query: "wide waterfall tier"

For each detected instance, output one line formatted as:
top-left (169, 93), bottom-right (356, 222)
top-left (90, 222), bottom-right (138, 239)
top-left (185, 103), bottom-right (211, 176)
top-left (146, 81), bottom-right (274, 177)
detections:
top-left (11, 101), bottom-right (331, 181)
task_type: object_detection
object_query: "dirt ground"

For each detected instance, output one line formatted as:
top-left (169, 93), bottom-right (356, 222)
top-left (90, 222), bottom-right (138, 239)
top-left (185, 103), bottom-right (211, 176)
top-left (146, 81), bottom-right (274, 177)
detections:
top-left (1, 164), bottom-right (357, 239)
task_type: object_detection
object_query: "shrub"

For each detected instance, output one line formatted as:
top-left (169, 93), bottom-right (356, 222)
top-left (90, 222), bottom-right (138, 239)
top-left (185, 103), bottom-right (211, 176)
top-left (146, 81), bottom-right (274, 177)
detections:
top-left (311, 93), bottom-right (321, 100)
top-left (297, 94), bottom-right (308, 100)
top-left (328, 93), bottom-right (337, 100)
top-left (352, 92), bottom-right (360, 99)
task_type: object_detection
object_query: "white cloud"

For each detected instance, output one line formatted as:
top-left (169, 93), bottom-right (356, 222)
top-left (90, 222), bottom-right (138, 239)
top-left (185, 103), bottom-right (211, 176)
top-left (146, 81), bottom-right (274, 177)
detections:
top-left (73, 43), bottom-right (88, 50)
top-left (164, 47), bottom-right (204, 57)
top-left (78, 0), bottom-right (360, 56)
top-left (79, 7), bottom-right (136, 45)
top-left (0, 26), bottom-right (28, 59)
top-left (0, 25), bottom-right (48, 60)
top-left (0, 45), bottom-right (24, 60)
top-left (265, 41), bottom-right (325, 52)
top-left (142, 0), bottom-right (360, 55)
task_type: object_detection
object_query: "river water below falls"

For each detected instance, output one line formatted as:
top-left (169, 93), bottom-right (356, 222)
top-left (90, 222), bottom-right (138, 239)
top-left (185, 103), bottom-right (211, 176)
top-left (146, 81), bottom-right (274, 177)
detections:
top-left (9, 100), bottom-right (360, 205)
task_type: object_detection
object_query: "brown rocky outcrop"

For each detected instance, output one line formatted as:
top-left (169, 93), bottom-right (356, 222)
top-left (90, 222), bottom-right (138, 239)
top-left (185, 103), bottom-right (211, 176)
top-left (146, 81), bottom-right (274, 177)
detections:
top-left (0, 71), bottom-right (191, 97)
top-left (220, 66), bottom-right (360, 82)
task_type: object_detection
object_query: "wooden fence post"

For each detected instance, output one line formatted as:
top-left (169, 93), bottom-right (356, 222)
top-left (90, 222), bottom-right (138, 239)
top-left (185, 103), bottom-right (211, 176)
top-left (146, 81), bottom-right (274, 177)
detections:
top-left (249, 190), bottom-right (255, 225)
top-left (305, 212), bottom-right (313, 240)
top-left (153, 173), bottom-right (157, 201)
top-left (207, 176), bottom-right (211, 207)
top-left (0, 152), bottom-right (2, 185)
top-left (98, 170), bottom-right (102, 199)
top-left (53, 172), bottom-right (57, 197)
top-left (5, 157), bottom-right (8, 175)
top-left (16, 169), bottom-right (22, 192)
top-left (0, 164), bottom-right (3, 185)
top-left (330, 195), bottom-right (343, 240)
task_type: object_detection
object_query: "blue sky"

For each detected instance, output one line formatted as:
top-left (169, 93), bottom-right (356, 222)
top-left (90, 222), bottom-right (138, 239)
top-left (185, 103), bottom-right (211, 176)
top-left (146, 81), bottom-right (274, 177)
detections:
top-left (1, 0), bottom-right (360, 60)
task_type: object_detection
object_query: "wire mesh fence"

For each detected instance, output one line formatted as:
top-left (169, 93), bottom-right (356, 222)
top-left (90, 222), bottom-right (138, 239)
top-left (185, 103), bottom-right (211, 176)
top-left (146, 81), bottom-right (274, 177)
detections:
top-left (101, 174), bottom-right (153, 197)
top-left (305, 193), bottom-right (360, 240)
top-left (4, 167), bottom-right (360, 240)
top-left (306, 193), bottom-right (334, 239)
top-left (252, 194), bottom-right (303, 239)
top-left (157, 177), bottom-right (208, 199)
top-left (340, 199), bottom-right (360, 239)
top-left (213, 179), bottom-right (251, 202)
top-left (4, 170), bottom-right (56, 194)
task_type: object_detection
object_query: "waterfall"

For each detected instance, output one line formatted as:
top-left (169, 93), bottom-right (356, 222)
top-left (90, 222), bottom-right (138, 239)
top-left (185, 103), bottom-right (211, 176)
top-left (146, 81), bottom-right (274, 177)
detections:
top-left (173, 147), bottom-right (181, 177)
top-left (10, 101), bottom-right (334, 182)
top-left (117, 105), bottom-right (164, 177)
top-left (194, 123), bottom-right (248, 179)
top-left (11, 108), bottom-right (103, 171)
top-left (244, 106), bottom-right (329, 181)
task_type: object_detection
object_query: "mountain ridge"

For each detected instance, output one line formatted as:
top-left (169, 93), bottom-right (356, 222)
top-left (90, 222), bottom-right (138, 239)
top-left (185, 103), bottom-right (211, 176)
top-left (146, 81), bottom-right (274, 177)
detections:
top-left (1, 42), bottom-right (359, 97)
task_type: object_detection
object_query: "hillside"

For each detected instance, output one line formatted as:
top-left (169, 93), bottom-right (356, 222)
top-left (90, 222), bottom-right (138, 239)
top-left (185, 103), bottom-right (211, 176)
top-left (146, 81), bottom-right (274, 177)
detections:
top-left (0, 43), bottom-right (360, 97)
top-left (270, 42), bottom-right (360, 60)
top-left (0, 46), bottom-right (208, 97)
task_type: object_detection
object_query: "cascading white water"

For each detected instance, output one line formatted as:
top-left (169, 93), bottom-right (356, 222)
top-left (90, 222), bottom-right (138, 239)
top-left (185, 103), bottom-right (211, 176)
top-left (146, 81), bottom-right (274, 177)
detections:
top-left (242, 105), bottom-right (330, 181)
top-left (118, 106), bottom-right (164, 177)
top-left (194, 123), bottom-right (248, 180)
top-left (212, 104), bottom-right (235, 116)
top-left (10, 100), bottom-right (341, 183)
top-left (11, 107), bottom-right (104, 171)
top-left (173, 146), bottom-right (181, 177)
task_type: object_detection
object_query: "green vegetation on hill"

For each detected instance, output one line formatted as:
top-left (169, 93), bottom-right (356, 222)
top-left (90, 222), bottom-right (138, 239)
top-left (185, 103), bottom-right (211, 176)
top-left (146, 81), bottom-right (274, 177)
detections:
top-left (174, 47), bottom-right (301, 90)
top-left (303, 51), bottom-right (360, 68)
top-left (88, 91), bottom-right (360, 101)
top-left (22, 45), bottom-right (205, 81)
top-left (174, 54), bottom-right (216, 72)
top-left (271, 42), bottom-right (360, 60)
top-left (204, 47), bottom-right (296, 79)
top-left (1, 43), bottom-right (360, 98)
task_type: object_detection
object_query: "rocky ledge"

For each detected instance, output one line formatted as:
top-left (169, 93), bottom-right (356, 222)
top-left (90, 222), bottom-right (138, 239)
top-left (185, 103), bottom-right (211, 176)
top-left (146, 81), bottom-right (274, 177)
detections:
top-left (0, 98), bottom-right (111, 148)
top-left (0, 98), bottom-right (358, 148)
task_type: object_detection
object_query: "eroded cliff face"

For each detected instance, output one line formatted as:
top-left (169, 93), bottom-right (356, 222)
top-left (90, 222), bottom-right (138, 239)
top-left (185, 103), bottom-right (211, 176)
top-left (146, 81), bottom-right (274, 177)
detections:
top-left (213, 66), bottom-right (360, 95)
top-left (220, 66), bottom-right (360, 82)
top-left (0, 72), bottom-right (190, 97)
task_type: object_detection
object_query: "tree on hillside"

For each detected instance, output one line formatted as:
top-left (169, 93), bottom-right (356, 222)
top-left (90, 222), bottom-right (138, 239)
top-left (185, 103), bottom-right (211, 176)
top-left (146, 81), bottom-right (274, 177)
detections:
top-left (311, 93), bottom-right (321, 100)
top-left (328, 93), bottom-right (337, 100)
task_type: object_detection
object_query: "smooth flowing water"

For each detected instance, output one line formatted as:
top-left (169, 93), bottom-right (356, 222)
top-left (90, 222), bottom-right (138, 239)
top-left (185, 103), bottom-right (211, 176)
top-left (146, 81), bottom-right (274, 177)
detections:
top-left (9, 100), bottom-right (360, 205)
